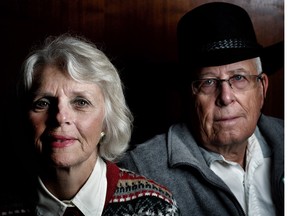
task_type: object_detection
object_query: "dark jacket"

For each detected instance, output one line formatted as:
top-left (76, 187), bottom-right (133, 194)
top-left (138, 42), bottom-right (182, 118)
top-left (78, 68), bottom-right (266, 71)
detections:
top-left (118, 114), bottom-right (284, 216)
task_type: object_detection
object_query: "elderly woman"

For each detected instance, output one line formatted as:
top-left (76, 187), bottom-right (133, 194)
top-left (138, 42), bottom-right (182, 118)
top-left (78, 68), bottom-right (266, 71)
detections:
top-left (14, 34), bottom-right (180, 216)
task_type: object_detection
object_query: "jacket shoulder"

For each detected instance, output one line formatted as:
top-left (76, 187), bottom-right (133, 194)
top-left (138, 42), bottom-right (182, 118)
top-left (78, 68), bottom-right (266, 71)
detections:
top-left (118, 133), bottom-right (168, 170)
top-left (258, 114), bottom-right (284, 135)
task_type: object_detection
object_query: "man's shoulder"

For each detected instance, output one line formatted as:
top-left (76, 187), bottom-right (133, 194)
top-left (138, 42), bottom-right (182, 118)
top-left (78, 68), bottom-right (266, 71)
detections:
top-left (127, 123), bottom-right (187, 154)
top-left (139, 134), bottom-right (165, 147)
top-left (258, 114), bottom-right (284, 129)
top-left (128, 133), bottom-right (168, 156)
top-left (261, 113), bottom-right (283, 122)
top-left (117, 129), bottom-right (169, 172)
top-left (119, 123), bottom-right (191, 165)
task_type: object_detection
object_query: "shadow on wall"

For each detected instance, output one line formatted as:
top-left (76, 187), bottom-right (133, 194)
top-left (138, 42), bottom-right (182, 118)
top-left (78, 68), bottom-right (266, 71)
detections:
top-left (119, 61), bottom-right (181, 145)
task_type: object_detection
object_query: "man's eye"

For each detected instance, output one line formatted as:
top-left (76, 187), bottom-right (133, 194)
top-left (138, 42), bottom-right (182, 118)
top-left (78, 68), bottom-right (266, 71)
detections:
top-left (232, 75), bottom-right (246, 81)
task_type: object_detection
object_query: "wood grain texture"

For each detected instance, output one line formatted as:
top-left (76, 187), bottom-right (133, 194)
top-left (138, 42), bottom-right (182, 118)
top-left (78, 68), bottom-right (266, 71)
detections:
top-left (0, 0), bottom-right (283, 144)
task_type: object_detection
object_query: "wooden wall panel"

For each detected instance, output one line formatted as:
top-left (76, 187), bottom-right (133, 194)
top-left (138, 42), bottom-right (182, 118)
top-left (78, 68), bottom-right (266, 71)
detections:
top-left (0, 0), bottom-right (284, 145)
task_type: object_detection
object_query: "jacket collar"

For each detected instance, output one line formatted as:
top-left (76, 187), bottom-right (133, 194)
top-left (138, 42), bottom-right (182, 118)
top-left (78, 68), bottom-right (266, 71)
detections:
top-left (167, 114), bottom-right (277, 167)
top-left (166, 123), bottom-right (229, 188)
top-left (167, 123), bottom-right (207, 168)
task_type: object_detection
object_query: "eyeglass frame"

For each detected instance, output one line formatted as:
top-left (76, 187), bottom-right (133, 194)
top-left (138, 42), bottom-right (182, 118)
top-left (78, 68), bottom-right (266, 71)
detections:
top-left (191, 72), bottom-right (264, 95)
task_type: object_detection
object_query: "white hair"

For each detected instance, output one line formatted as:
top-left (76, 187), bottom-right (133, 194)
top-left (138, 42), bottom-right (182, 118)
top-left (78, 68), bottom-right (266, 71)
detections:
top-left (18, 34), bottom-right (133, 161)
top-left (254, 57), bottom-right (263, 74)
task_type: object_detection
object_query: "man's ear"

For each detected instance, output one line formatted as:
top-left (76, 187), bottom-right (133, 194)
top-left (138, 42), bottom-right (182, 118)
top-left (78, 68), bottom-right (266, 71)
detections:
top-left (261, 73), bottom-right (269, 98)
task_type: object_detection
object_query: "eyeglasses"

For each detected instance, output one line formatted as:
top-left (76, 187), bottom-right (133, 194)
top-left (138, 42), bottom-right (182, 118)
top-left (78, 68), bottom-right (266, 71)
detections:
top-left (191, 73), bottom-right (264, 95)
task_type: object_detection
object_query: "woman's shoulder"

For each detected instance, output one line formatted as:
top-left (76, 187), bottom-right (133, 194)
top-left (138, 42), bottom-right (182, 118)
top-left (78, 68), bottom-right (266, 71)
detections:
top-left (103, 167), bottom-right (180, 215)
top-left (118, 168), bottom-right (175, 201)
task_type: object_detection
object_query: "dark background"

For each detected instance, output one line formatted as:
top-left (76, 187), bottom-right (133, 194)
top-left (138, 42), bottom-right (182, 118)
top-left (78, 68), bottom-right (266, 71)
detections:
top-left (0, 0), bottom-right (283, 201)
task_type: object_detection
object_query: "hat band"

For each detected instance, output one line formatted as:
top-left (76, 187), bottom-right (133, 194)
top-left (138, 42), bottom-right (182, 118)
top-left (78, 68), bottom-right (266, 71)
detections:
top-left (204, 38), bottom-right (258, 52)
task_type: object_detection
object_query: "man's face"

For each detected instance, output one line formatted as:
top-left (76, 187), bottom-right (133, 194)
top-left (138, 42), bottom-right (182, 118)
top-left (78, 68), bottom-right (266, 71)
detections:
top-left (192, 58), bottom-right (268, 151)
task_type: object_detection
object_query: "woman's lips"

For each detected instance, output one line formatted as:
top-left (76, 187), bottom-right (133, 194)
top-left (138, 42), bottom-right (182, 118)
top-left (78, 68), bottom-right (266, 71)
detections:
top-left (48, 135), bottom-right (76, 148)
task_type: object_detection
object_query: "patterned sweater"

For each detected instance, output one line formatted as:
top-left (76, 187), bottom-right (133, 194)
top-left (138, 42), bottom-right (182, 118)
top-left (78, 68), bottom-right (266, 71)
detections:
top-left (103, 162), bottom-right (180, 215)
top-left (0, 162), bottom-right (180, 216)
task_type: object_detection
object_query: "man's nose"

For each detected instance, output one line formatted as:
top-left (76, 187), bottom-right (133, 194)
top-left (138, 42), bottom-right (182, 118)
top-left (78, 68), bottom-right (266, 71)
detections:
top-left (216, 81), bottom-right (236, 106)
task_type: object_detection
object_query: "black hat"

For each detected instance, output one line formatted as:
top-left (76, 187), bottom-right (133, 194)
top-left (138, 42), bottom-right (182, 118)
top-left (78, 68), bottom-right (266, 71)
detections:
top-left (177, 2), bottom-right (263, 71)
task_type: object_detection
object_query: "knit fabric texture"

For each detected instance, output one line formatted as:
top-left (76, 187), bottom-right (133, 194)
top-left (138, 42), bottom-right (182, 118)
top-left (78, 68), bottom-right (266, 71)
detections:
top-left (103, 168), bottom-right (180, 215)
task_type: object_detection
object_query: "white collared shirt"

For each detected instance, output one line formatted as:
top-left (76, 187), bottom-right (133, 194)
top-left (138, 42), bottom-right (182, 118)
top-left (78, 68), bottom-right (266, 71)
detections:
top-left (36, 157), bottom-right (107, 216)
top-left (202, 133), bottom-right (276, 216)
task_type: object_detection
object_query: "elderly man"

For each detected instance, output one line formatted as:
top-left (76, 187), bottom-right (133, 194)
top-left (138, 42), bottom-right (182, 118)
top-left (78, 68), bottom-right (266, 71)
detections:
top-left (118, 2), bottom-right (284, 216)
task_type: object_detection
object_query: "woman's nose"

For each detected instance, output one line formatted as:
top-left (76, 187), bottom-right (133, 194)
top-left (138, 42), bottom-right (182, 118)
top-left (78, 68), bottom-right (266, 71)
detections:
top-left (55, 103), bottom-right (72, 125)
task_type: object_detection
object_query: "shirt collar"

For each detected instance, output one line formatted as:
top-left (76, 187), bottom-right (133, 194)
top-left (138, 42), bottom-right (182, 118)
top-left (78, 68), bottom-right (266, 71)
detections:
top-left (36, 157), bottom-right (107, 216)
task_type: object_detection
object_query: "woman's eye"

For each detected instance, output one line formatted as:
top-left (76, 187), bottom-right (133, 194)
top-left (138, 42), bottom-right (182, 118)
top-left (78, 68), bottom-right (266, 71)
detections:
top-left (203, 79), bottom-right (216, 86)
top-left (32, 99), bottom-right (50, 110)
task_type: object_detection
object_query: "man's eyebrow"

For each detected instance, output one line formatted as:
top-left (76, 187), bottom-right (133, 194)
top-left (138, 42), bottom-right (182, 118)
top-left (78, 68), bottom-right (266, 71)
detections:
top-left (228, 68), bottom-right (249, 74)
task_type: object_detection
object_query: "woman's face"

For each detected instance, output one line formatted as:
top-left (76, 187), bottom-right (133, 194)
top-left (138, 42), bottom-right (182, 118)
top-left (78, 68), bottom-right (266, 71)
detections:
top-left (28, 65), bottom-right (105, 169)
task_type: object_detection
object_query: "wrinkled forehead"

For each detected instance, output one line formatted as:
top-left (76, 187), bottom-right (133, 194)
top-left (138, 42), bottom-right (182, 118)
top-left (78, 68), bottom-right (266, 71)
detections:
top-left (196, 58), bottom-right (258, 78)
